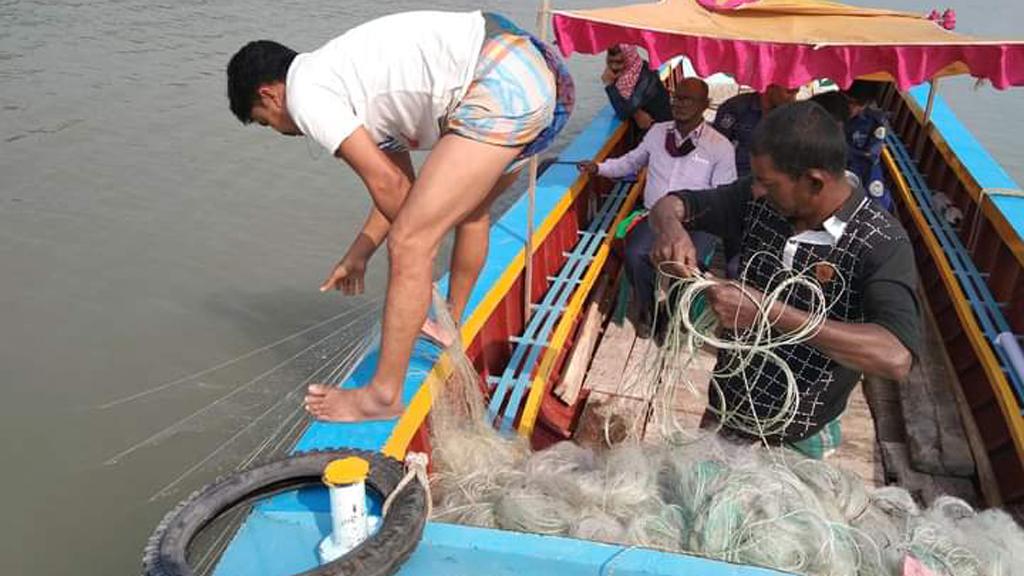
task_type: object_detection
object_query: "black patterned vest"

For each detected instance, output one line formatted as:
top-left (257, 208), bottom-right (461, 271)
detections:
top-left (711, 188), bottom-right (908, 441)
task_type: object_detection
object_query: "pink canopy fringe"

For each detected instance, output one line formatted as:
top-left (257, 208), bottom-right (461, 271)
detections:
top-left (697, 0), bottom-right (759, 9)
top-left (552, 14), bottom-right (1024, 91)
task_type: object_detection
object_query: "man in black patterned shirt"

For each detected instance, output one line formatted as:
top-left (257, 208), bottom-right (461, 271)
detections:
top-left (649, 101), bottom-right (919, 456)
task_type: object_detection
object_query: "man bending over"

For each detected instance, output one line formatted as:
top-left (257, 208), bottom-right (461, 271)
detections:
top-left (227, 11), bottom-right (573, 421)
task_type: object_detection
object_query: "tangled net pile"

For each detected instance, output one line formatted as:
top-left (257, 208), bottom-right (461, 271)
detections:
top-left (423, 257), bottom-right (1024, 576)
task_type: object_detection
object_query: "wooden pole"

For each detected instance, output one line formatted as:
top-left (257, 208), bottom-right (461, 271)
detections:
top-left (915, 78), bottom-right (940, 160)
top-left (924, 78), bottom-right (940, 125)
top-left (524, 0), bottom-right (551, 325)
top-left (524, 157), bottom-right (538, 325)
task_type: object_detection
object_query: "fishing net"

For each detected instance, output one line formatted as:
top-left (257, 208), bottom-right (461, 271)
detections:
top-left (422, 265), bottom-right (1024, 576)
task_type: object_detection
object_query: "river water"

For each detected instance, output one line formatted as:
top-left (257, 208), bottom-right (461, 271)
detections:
top-left (1, 1), bottom-right (1021, 574)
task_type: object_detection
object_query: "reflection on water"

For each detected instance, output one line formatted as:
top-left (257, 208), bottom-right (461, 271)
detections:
top-left (0, 0), bottom-right (1021, 574)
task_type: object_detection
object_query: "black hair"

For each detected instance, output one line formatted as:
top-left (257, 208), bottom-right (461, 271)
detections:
top-left (809, 91), bottom-right (850, 125)
top-left (750, 100), bottom-right (848, 179)
top-left (844, 79), bottom-right (884, 105)
top-left (226, 40), bottom-right (297, 124)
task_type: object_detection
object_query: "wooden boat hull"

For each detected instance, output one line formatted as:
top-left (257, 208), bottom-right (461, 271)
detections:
top-left (880, 84), bottom-right (1024, 509)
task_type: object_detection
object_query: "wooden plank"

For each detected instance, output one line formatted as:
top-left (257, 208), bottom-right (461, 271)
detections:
top-left (576, 313), bottom-right (672, 445)
top-left (619, 324), bottom-right (658, 399)
top-left (662, 346), bottom-right (716, 433)
top-left (828, 383), bottom-right (884, 488)
top-left (575, 316), bottom-right (643, 447)
top-left (592, 323), bottom-right (662, 443)
top-left (554, 276), bottom-right (609, 405)
top-left (582, 316), bottom-right (637, 395)
top-left (900, 290), bottom-right (976, 477)
top-left (880, 441), bottom-right (978, 506)
top-left (575, 390), bottom-right (645, 448)
top-left (862, 375), bottom-right (906, 443)
top-left (917, 296), bottom-right (1004, 505)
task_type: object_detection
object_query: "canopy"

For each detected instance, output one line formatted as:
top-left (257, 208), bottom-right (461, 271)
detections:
top-left (551, 0), bottom-right (1024, 91)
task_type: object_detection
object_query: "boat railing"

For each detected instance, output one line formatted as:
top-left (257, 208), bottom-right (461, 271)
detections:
top-left (881, 95), bottom-right (1024, 506)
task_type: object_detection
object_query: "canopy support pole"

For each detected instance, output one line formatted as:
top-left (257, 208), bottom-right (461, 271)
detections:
top-left (924, 78), bottom-right (940, 125)
top-left (915, 78), bottom-right (940, 161)
top-left (524, 0), bottom-right (551, 326)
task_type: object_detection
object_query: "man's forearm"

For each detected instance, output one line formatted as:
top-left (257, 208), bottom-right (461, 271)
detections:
top-left (769, 301), bottom-right (912, 381)
top-left (598, 145), bottom-right (648, 179)
top-left (368, 173), bottom-right (412, 223)
top-left (650, 194), bottom-right (687, 237)
top-left (343, 206), bottom-right (390, 262)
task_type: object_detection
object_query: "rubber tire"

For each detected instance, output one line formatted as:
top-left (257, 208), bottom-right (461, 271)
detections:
top-left (143, 449), bottom-right (427, 576)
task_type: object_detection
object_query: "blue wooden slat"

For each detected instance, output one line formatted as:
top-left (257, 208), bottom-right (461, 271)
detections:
top-left (494, 184), bottom-right (628, 427)
top-left (907, 85), bottom-right (1024, 242)
top-left (485, 181), bottom-right (630, 424)
top-left (495, 183), bottom-right (630, 432)
top-left (887, 133), bottom-right (1024, 408)
top-left (487, 185), bottom-right (624, 427)
top-left (888, 137), bottom-right (1010, 335)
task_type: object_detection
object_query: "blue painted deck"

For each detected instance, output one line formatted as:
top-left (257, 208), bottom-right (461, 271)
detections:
top-left (398, 523), bottom-right (787, 576)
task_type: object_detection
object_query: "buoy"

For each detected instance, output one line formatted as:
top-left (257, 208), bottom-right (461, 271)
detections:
top-left (319, 457), bottom-right (374, 563)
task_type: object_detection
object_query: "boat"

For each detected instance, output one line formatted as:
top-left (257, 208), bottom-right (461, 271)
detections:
top-left (143, 1), bottom-right (1024, 574)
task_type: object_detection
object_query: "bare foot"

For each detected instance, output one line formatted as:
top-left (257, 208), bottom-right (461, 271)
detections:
top-left (304, 383), bottom-right (404, 422)
top-left (421, 317), bottom-right (456, 349)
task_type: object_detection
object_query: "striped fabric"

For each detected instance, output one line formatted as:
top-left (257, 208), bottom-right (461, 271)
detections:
top-left (701, 410), bottom-right (843, 460)
top-left (445, 12), bottom-right (574, 171)
top-left (789, 418), bottom-right (843, 460)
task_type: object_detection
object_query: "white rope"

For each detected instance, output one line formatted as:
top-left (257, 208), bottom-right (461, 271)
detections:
top-left (639, 251), bottom-right (838, 439)
top-left (382, 451), bottom-right (432, 519)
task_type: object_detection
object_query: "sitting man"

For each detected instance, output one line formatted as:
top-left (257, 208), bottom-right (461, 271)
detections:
top-left (843, 80), bottom-right (893, 211)
top-left (580, 77), bottom-right (735, 337)
top-left (602, 44), bottom-right (673, 138)
top-left (713, 84), bottom-right (798, 178)
top-left (649, 101), bottom-right (919, 458)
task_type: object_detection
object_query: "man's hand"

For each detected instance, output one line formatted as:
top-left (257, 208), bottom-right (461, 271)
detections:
top-left (320, 255), bottom-right (368, 295)
top-left (706, 281), bottom-right (768, 331)
top-left (601, 67), bottom-right (619, 86)
top-left (649, 196), bottom-right (697, 277)
top-left (577, 160), bottom-right (599, 176)
top-left (633, 109), bottom-right (655, 130)
top-left (651, 231), bottom-right (698, 277)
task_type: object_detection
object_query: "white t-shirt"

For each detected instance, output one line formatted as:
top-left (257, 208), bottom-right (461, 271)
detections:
top-left (286, 11), bottom-right (486, 154)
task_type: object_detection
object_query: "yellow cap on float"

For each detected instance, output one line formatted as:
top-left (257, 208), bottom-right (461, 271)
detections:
top-left (323, 457), bottom-right (370, 486)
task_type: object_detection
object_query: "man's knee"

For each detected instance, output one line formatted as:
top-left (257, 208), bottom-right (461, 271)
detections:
top-left (388, 222), bottom-right (439, 266)
top-left (623, 233), bottom-right (653, 271)
top-left (460, 207), bottom-right (491, 229)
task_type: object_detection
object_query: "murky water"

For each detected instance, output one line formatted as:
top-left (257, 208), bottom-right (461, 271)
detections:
top-left (1, 1), bottom-right (1020, 574)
